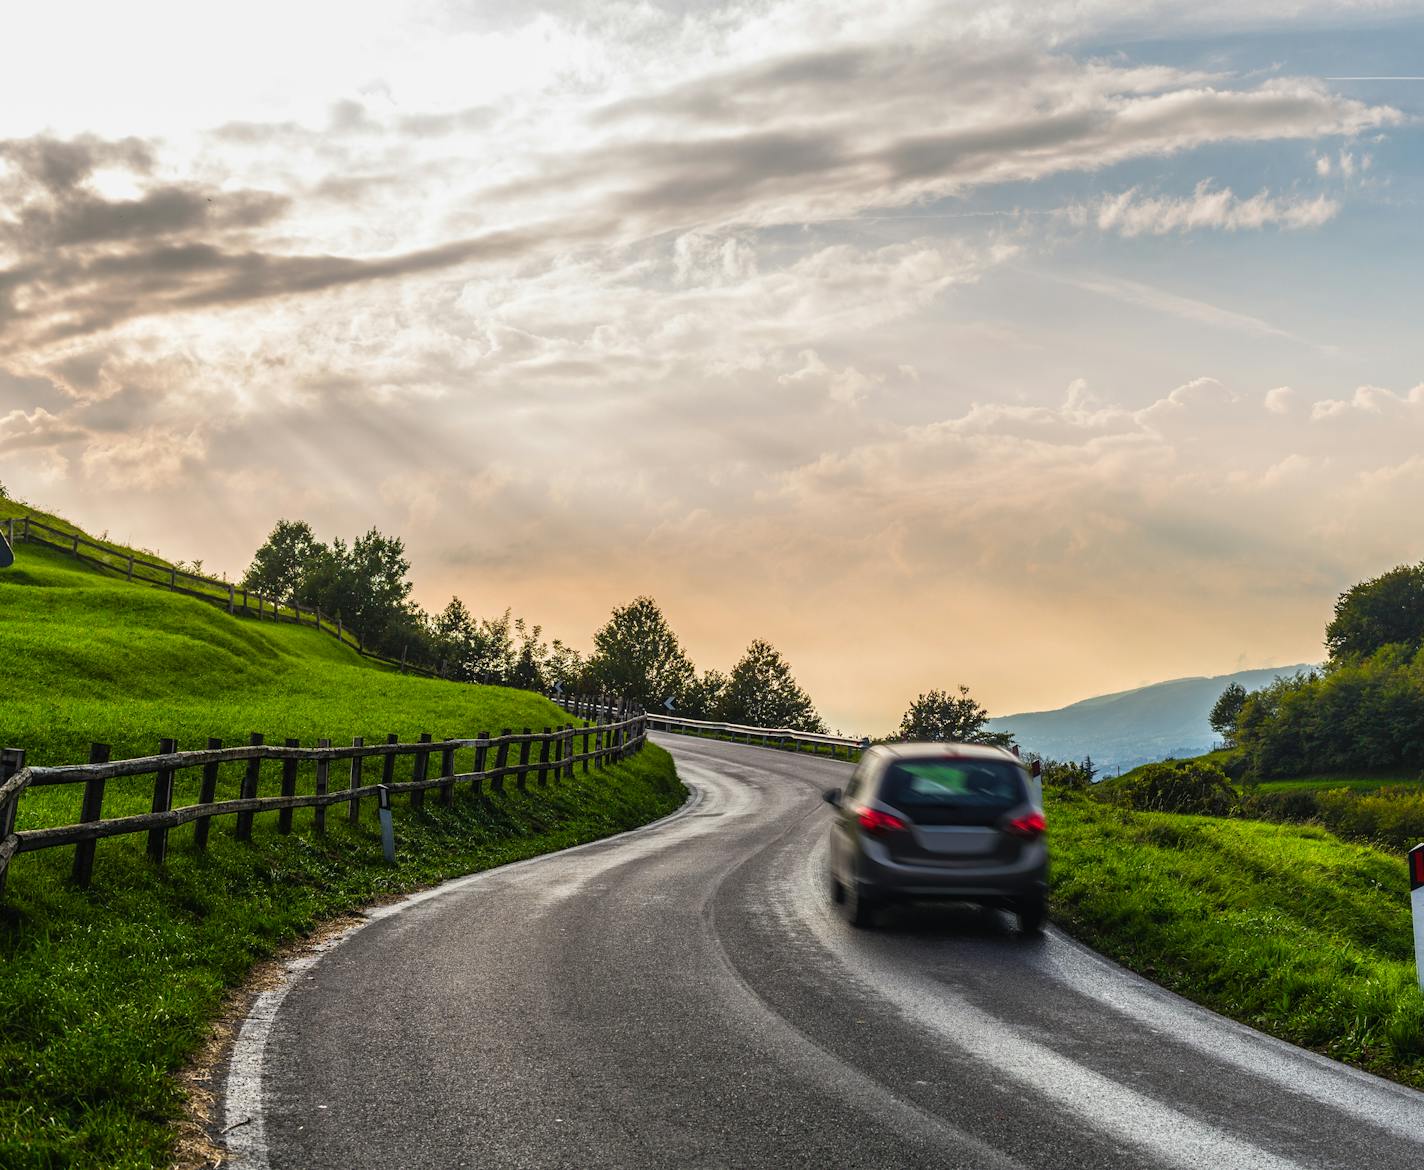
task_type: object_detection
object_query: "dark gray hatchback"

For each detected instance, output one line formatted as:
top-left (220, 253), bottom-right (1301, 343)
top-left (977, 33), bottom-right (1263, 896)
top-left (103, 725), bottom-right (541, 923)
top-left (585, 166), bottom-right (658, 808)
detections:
top-left (823, 742), bottom-right (1047, 932)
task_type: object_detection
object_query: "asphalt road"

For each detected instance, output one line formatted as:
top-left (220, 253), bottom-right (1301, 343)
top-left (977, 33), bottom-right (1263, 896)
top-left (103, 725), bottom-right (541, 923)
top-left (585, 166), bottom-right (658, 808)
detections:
top-left (223, 734), bottom-right (1424, 1169)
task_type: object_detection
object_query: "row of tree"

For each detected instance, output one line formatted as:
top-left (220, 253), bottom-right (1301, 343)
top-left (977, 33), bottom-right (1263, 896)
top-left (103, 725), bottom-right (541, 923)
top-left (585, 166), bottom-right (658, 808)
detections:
top-left (241, 523), bottom-right (830, 730)
top-left (1210, 561), bottom-right (1424, 777)
top-left (241, 519), bottom-right (1024, 745)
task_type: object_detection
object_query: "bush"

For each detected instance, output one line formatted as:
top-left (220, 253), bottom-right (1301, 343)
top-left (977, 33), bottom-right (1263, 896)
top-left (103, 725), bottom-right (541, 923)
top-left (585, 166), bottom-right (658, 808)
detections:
top-left (1313, 786), bottom-right (1424, 850)
top-left (1104, 760), bottom-right (1239, 815)
top-left (1241, 788), bottom-right (1321, 824)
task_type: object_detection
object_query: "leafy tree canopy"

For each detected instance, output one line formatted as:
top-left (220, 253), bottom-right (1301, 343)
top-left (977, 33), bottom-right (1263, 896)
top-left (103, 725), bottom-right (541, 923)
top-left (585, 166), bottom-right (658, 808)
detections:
top-left (1326, 562), bottom-right (1424, 662)
top-left (240, 519), bottom-right (320, 601)
top-left (718, 640), bottom-right (826, 732)
top-left (586, 596), bottom-right (695, 711)
top-left (680, 669), bottom-right (728, 721)
top-left (896, 685), bottom-right (1013, 747)
top-left (299, 528), bottom-right (416, 654)
top-left (1209, 681), bottom-right (1248, 744)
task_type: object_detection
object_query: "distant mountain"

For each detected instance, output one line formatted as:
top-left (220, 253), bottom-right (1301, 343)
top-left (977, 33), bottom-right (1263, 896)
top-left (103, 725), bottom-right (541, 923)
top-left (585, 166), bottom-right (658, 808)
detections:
top-left (987, 665), bottom-right (1317, 776)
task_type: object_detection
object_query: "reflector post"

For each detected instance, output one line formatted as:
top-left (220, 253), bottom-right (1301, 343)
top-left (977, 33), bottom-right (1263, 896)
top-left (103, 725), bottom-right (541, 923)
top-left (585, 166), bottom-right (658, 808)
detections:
top-left (1411, 844), bottom-right (1424, 992)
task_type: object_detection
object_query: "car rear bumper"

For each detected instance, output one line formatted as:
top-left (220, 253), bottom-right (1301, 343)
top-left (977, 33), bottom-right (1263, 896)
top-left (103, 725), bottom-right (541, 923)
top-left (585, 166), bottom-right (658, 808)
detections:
top-left (857, 842), bottom-right (1046, 901)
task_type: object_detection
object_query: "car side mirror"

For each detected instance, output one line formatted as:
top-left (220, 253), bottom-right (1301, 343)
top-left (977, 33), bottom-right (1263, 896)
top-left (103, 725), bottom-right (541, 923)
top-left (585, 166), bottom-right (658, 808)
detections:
top-left (822, 787), bottom-right (842, 808)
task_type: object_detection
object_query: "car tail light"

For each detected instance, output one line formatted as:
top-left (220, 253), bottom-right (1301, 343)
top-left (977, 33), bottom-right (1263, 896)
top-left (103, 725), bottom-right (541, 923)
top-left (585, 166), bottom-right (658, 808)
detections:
top-left (1004, 811), bottom-right (1046, 839)
top-left (857, 807), bottom-right (907, 836)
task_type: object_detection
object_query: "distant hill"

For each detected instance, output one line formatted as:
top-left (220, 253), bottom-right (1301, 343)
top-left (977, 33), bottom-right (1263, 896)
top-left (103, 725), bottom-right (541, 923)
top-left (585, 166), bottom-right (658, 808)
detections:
top-left (987, 665), bottom-right (1317, 776)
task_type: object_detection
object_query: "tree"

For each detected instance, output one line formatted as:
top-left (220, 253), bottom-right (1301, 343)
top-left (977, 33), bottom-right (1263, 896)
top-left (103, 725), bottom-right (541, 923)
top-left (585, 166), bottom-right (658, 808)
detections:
top-left (896, 686), bottom-right (1013, 747)
top-left (680, 669), bottom-right (728, 720)
top-left (299, 528), bottom-right (417, 655)
top-left (718, 640), bottom-right (826, 732)
top-left (1326, 562), bottom-right (1424, 662)
top-left (1209, 681), bottom-right (1248, 745)
top-left (585, 596), bottom-right (695, 711)
top-left (241, 519), bottom-right (320, 601)
top-left (432, 597), bottom-right (478, 679)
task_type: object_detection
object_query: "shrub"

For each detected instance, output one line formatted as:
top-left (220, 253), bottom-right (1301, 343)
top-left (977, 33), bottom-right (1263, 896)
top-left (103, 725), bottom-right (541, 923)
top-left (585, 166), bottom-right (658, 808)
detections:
top-left (1241, 788), bottom-right (1321, 824)
top-left (1105, 760), bottom-right (1239, 815)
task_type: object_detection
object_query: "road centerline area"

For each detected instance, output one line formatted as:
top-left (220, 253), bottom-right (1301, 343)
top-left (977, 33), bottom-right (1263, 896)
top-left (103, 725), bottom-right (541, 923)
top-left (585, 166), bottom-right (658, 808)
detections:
top-left (221, 736), bottom-right (1424, 1169)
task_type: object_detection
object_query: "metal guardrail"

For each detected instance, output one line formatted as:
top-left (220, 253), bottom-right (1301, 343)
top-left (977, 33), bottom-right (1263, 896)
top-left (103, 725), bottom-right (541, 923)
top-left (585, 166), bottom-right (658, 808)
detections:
top-left (644, 713), bottom-right (866, 759)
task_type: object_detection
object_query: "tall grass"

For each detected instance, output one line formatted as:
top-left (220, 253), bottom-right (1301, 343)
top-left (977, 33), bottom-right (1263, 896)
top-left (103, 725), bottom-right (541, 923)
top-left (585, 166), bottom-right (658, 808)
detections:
top-left (1049, 791), bottom-right (1424, 1086)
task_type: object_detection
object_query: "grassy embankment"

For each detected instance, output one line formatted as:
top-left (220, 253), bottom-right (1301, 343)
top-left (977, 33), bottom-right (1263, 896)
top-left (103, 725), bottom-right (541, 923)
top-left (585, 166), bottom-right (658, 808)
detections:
top-left (0, 519), bottom-right (683, 1170)
top-left (1047, 784), bottom-right (1424, 1090)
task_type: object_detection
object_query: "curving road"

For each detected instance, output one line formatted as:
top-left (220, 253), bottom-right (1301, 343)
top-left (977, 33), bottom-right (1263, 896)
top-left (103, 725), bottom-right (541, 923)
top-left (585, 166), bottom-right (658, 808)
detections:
top-left (222, 735), bottom-right (1424, 1169)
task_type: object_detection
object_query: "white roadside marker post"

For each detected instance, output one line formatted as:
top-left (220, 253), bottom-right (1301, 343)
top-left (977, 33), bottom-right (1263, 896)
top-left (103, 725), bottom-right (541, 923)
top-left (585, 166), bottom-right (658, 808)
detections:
top-left (1411, 844), bottom-right (1424, 991)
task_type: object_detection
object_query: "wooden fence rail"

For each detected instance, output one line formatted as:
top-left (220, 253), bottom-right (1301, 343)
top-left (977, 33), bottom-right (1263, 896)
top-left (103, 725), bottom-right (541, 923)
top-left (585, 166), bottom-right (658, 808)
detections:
top-left (0, 704), bottom-right (647, 895)
top-left (6, 514), bottom-right (439, 678)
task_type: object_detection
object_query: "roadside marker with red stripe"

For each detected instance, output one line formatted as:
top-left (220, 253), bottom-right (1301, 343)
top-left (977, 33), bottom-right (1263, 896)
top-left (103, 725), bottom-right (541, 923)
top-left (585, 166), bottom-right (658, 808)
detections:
top-left (1411, 844), bottom-right (1424, 991)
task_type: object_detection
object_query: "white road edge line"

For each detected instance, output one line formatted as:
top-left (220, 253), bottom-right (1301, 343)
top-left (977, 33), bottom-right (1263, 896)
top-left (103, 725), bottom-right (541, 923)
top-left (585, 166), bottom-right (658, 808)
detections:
top-left (220, 782), bottom-right (704, 1170)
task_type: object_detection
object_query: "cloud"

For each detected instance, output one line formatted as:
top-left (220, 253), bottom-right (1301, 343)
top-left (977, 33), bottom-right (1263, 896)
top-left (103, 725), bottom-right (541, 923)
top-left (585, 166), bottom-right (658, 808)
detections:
top-left (1087, 181), bottom-right (1340, 236)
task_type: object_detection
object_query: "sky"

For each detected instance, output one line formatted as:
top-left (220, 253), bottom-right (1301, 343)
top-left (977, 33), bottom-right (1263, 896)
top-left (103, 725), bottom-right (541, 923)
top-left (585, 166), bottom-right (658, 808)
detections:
top-left (2, 1), bottom-right (1422, 735)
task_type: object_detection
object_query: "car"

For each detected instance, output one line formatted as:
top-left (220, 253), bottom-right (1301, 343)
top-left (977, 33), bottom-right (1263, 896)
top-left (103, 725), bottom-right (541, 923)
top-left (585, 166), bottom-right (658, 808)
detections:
top-left (822, 741), bottom-right (1047, 933)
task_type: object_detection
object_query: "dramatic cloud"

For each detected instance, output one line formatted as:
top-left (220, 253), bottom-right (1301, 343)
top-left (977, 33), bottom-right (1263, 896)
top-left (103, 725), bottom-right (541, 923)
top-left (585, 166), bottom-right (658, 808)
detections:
top-left (0, 1), bottom-right (1419, 729)
top-left (1083, 182), bottom-right (1340, 236)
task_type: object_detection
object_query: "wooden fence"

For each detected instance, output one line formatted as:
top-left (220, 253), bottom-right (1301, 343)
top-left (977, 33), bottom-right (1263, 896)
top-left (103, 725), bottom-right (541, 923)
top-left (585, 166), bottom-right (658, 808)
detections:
top-left (5, 514), bottom-right (439, 678)
top-left (0, 701), bottom-right (647, 896)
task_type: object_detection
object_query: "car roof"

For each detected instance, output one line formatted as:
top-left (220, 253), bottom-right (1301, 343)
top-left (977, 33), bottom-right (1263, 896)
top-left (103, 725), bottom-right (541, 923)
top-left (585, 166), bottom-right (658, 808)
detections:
top-left (873, 741), bottom-right (1024, 765)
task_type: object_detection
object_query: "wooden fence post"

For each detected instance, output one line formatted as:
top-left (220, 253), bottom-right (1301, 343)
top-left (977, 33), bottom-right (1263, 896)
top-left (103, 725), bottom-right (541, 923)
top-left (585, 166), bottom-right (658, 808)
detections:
top-left (380, 733), bottom-right (398, 795)
top-left (4, 517), bottom-right (12, 550)
top-left (72, 742), bottom-right (111, 887)
top-left (279, 739), bottom-right (300, 834)
top-left (168, 566), bottom-right (176, 590)
top-left (582, 726), bottom-right (591, 775)
top-left (71, 533), bottom-right (80, 558)
top-left (348, 737), bottom-right (364, 824)
top-left (538, 728), bottom-right (552, 786)
top-left (473, 732), bottom-right (489, 797)
top-left (236, 733), bottom-right (263, 841)
top-left (314, 740), bottom-right (330, 833)
top-left (493, 730), bottom-right (511, 794)
top-left (439, 742), bottom-right (455, 807)
top-left (411, 733), bottom-right (431, 808)
top-left (400, 645), bottom-right (408, 675)
top-left (147, 738), bottom-right (177, 864)
top-left (0, 748), bottom-right (25, 897)
top-left (513, 730), bottom-right (530, 791)
top-left (195, 738), bottom-right (222, 850)
top-left (227, 584), bottom-right (235, 614)
top-left (560, 725), bottom-right (574, 780)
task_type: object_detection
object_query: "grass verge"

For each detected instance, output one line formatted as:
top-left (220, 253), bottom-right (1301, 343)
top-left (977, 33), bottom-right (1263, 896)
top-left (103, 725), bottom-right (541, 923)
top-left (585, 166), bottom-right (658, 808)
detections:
top-left (1048, 790), bottom-right (1424, 1088)
top-left (0, 744), bottom-right (683, 1169)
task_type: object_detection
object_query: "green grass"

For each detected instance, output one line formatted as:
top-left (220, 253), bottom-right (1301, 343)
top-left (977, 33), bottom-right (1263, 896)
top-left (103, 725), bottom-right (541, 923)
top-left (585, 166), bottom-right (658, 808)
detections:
top-left (1253, 769), bottom-right (1424, 793)
top-left (0, 541), bottom-right (581, 829)
top-left (1111, 748), bottom-right (1422, 795)
top-left (1048, 791), bottom-right (1424, 1086)
top-left (1, 495), bottom-right (377, 653)
top-left (0, 511), bottom-right (686, 1168)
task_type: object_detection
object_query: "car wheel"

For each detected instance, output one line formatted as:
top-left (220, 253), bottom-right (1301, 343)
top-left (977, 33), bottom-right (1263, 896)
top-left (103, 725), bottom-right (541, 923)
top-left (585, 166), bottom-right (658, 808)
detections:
top-left (843, 871), bottom-right (878, 929)
top-left (829, 870), bottom-right (846, 904)
top-left (1016, 891), bottom-right (1047, 935)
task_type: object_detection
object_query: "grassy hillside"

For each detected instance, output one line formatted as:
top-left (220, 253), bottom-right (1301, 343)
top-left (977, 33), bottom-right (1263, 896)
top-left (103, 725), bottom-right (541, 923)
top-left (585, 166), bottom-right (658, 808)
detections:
top-left (0, 502), bottom-right (684, 1169)
top-left (1050, 792), bottom-right (1424, 1087)
top-left (0, 539), bottom-right (581, 827)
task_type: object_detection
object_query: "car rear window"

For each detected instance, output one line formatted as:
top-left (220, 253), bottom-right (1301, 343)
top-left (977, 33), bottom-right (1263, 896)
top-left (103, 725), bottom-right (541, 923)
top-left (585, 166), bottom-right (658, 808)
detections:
top-left (879, 758), bottom-right (1027, 826)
